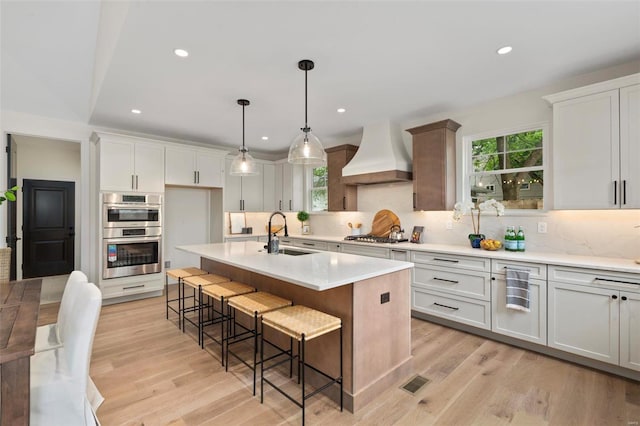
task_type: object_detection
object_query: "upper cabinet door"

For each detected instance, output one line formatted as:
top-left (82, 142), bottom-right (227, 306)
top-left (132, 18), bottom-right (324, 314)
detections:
top-left (552, 90), bottom-right (620, 209)
top-left (262, 163), bottom-right (276, 212)
top-left (196, 152), bottom-right (224, 188)
top-left (134, 143), bottom-right (165, 193)
top-left (165, 147), bottom-right (197, 186)
top-left (619, 84), bottom-right (640, 209)
top-left (100, 139), bottom-right (135, 191)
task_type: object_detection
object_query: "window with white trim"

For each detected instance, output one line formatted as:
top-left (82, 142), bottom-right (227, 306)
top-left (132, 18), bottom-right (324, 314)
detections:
top-left (466, 124), bottom-right (547, 210)
top-left (310, 166), bottom-right (328, 211)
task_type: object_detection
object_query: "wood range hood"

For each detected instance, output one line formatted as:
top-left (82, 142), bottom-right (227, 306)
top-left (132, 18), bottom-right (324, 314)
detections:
top-left (340, 121), bottom-right (413, 185)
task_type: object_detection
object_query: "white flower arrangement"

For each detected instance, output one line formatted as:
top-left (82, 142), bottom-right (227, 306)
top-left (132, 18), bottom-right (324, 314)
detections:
top-left (452, 199), bottom-right (505, 235)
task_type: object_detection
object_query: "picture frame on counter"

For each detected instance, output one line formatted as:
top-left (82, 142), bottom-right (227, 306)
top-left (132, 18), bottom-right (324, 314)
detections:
top-left (411, 226), bottom-right (424, 244)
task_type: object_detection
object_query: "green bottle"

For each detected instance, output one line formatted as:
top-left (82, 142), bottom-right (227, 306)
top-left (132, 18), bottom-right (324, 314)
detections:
top-left (516, 226), bottom-right (525, 252)
top-left (504, 226), bottom-right (514, 252)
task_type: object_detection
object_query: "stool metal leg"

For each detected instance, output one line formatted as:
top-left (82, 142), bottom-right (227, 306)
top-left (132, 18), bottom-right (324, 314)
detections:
top-left (165, 274), bottom-right (169, 320)
top-left (301, 334), bottom-right (306, 426)
top-left (260, 327), bottom-right (265, 404)
top-left (340, 326), bottom-right (343, 411)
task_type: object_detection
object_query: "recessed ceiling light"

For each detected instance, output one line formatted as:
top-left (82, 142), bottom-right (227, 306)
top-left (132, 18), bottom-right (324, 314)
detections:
top-left (261, 136), bottom-right (269, 141)
top-left (337, 108), bottom-right (346, 113)
top-left (497, 46), bottom-right (513, 55)
top-left (174, 48), bottom-right (189, 58)
top-left (131, 109), bottom-right (141, 114)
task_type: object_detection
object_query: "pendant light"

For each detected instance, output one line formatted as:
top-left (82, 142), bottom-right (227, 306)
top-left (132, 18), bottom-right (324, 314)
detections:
top-left (288, 59), bottom-right (327, 165)
top-left (229, 99), bottom-right (259, 176)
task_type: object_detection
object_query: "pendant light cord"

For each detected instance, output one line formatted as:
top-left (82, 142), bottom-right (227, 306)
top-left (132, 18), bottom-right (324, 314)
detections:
top-left (242, 102), bottom-right (246, 152)
top-left (304, 67), bottom-right (308, 131)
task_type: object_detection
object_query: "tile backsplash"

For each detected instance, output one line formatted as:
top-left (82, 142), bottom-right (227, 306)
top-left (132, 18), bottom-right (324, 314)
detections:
top-left (228, 181), bottom-right (640, 260)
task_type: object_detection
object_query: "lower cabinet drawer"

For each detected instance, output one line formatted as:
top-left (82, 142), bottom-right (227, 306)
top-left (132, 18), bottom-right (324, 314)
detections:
top-left (413, 265), bottom-right (490, 301)
top-left (294, 240), bottom-right (328, 251)
top-left (341, 244), bottom-right (389, 259)
top-left (100, 276), bottom-right (163, 299)
top-left (412, 287), bottom-right (491, 330)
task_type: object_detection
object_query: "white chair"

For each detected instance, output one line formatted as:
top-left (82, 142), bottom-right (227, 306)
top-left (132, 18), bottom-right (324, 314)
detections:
top-left (35, 270), bottom-right (89, 352)
top-left (30, 282), bottom-right (102, 426)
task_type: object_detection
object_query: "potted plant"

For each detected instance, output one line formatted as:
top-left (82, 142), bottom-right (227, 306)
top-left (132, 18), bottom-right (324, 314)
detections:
top-left (297, 211), bottom-right (310, 234)
top-left (0, 186), bottom-right (18, 205)
top-left (452, 199), bottom-right (504, 248)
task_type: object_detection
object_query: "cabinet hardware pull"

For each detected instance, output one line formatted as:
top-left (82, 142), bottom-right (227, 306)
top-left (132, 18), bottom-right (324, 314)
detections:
top-left (611, 294), bottom-right (618, 300)
top-left (131, 175), bottom-right (135, 190)
top-left (289, 200), bottom-right (292, 210)
top-left (413, 192), bottom-right (416, 209)
top-left (136, 175), bottom-right (139, 190)
top-left (621, 296), bottom-right (628, 301)
top-left (391, 250), bottom-right (406, 253)
top-left (343, 196), bottom-right (346, 210)
top-left (491, 277), bottom-right (496, 281)
top-left (594, 277), bottom-right (638, 285)
top-left (302, 242), bottom-right (314, 246)
top-left (194, 171), bottom-right (197, 184)
top-left (433, 302), bottom-right (459, 311)
top-left (433, 277), bottom-right (459, 284)
top-left (279, 200), bottom-right (282, 210)
top-left (503, 266), bottom-right (531, 272)
top-left (433, 258), bottom-right (459, 263)
top-left (123, 284), bottom-right (145, 290)
top-left (614, 181), bottom-right (618, 205)
top-left (623, 180), bottom-right (626, 205)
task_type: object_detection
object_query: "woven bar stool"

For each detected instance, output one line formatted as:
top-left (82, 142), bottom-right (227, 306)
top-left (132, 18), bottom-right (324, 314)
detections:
top-left (260, 305), bottom-right (343, 426)
top-left (165, 267), bottom-right (207, 329)
top-left (182, 273), bottom-right (231, 344)
top-left (226, 292), bottom-right (292, 395)
top-left (200, 281), bottom-right (255, 364)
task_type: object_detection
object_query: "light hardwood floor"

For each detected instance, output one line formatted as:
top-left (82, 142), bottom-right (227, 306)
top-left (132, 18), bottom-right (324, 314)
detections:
top-left (38, 290), bottom-right (640, 425)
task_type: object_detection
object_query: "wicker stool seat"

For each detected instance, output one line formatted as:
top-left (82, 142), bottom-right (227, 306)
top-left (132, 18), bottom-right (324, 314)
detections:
top-left (200, 281), bottom-right (255, 364)
top-left (226, 292), bottom-right (292, 395)
top-left (182, 274), bottom-right (231, 343)
top-left (261, 305), bottom-right (343, 425)
top-left (165, 267), bottom-right (207, 329)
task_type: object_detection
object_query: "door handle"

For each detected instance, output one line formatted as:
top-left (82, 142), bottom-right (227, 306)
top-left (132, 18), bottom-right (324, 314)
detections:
top-left (614, 181), bottom-right (617, 205)
top-left (623, 180), bottom-right (626, 205)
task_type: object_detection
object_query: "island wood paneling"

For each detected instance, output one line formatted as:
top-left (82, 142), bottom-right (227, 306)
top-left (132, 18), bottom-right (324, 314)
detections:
top-left (200, 257), bottom-right (412, 412)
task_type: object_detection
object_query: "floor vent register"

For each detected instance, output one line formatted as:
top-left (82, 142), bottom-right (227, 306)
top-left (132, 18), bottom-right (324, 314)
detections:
top-left (400, 375), bottom-right (429, 395)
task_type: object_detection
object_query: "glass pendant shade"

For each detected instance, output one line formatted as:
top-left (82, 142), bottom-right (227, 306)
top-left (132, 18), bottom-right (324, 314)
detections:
top-left (288, 131), bottom-right (326, 165)
top-left (229, 98), bottom-right (259, 176)
top-left (229, 149), bottom-right (259, 176)
top-left (289, 59), bottom-right (326, 165)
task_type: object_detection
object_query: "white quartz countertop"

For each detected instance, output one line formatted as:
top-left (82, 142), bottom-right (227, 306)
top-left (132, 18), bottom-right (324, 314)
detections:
top-left (277, 234), bottom-right (640, 275)
top-left (177, 241), bottom-right (414, 291)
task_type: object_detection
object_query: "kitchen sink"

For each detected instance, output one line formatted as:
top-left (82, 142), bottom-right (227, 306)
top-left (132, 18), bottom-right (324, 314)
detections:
top-left (278, 248), bottom-right (313, 256)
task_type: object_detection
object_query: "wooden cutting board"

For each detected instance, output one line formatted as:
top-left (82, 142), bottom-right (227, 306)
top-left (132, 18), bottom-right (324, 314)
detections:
top-left (371, 209), bottom-right (401, 237)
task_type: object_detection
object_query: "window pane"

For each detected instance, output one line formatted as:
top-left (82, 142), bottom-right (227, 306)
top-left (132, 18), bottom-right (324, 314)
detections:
top-left (312, 166), bottom-right (327, 188)
top-left (311, 188), bottom-right (327, 211)
top-left (506, 130), bottom-right (543, 151)
top-left (470, 170), bottom-right (544, 210)
top-left (472, 137), bottom-right (499, 156)
top-left (472, 154), bottom-right (500, 172)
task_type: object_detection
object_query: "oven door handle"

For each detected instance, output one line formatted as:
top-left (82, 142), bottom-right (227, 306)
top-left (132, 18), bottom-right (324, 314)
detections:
top-left (104, 236), bottom-right (161, 244)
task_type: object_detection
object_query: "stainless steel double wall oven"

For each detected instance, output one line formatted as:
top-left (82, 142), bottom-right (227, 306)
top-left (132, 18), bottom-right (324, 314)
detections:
top-left (102, 193), bottom-right (162, 279)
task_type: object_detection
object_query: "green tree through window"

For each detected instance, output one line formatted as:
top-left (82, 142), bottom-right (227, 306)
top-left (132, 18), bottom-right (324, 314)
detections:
top-left (470, 128), bottom-right (545, 209)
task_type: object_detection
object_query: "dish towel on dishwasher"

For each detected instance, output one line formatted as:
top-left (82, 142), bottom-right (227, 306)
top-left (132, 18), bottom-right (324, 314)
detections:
top-left (505, 267), bottom-right (530, 312)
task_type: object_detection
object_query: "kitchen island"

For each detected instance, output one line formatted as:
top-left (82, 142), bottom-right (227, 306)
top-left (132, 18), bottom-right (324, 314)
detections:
top-left (177, 241), bottom-right (414, 412)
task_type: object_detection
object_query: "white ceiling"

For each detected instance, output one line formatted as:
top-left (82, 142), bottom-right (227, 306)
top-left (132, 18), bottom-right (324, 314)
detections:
top-left (2, 1), bottom-right (639, 156)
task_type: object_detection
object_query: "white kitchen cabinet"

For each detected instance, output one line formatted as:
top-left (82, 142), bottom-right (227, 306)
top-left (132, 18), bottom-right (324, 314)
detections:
top-left (165, 146), bottom-right (225, 187)
top-left (411, 251), bottom-right (491, 330)
top-left (341, 243), bottom-right (389, 259)
top-left (262, 163), bottom-right (276, 212)
top-left (544, 74), bottom-right (640, 209)
top-left (274, 161), bottom-right (304, 212)
top-left (491, 260), bottom-right (547, 345)
top-left (548, 281), bottom-right (619, 364)
top-left (95, 133), bottom-right (165, 193)
top-left (548, 265), bottom-right (640, 370)
top-left (620, 291), bottom-right (640, 372)
top-left (389, 248), bottom-right (410, 261)
top-left (224, 158), bottom-right (264, 211)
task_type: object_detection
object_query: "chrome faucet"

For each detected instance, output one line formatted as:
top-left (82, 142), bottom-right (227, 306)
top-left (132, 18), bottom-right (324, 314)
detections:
top-left (267, 211), bottom-right (288, 253)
